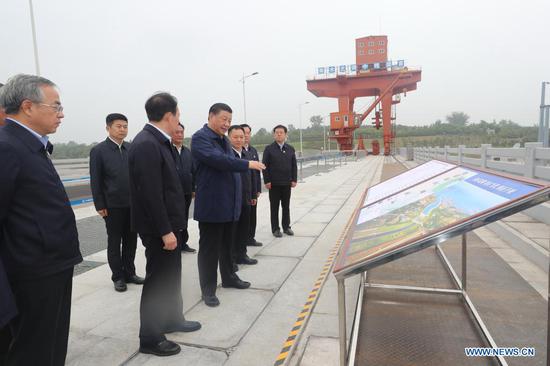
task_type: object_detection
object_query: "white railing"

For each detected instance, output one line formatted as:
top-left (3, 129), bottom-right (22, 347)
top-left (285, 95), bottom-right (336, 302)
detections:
top-left (399, 143), bottom-right (550, 181)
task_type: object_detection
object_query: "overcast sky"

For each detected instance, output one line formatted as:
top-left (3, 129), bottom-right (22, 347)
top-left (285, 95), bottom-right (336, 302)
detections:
top-left (2, 0), bottom-right (549, 143)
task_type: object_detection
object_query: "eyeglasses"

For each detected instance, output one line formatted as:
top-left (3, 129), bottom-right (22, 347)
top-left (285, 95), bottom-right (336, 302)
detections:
top-left (38, 103), bottom-right (64, 113)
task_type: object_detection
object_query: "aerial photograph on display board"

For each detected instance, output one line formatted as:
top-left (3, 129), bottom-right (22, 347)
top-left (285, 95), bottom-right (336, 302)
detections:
top-left (335, 165), bottom-right (544, 274)
top-left (363, 160), bottom-right (456, 206)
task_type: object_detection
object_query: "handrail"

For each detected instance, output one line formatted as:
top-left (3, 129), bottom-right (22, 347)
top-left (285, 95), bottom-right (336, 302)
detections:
top-left (400, 143), bottom-right (550, 181)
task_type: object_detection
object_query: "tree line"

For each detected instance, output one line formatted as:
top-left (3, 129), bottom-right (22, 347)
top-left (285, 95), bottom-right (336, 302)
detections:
top-left (50, 112), bottom-right (539, 159)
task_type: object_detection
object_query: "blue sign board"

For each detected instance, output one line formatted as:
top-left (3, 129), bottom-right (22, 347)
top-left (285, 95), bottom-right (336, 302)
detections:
top-left (334, 162), bottom-right (548, 275)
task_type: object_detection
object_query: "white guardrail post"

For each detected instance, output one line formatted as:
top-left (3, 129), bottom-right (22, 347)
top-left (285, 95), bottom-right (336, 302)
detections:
top-left (524, 142), bottom-right (542, 178)
top-left (480, 144), bottom-right (491, 169)
top-left (458, 145), bottom-right (465, 164)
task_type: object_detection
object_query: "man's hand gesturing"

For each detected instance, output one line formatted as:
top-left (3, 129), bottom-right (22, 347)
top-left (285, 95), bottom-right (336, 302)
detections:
top-left (248, 161), bottom-right (265, 171)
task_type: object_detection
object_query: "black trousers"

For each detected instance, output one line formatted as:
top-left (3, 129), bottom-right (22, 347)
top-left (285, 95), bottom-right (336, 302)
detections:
top-left (233, 204), bottom-right (251, 261)
top-left (269, 185), bottom-right (292, 232)
top-left (3, 268), bottom-right (73, 366)
top-left (198, 222), bottom-right (235, 296)
top-left (181, 194), bottom-right (192, 248)
top-left (0, 326), bottom-right (10, 365)
top-left (104, 207), bottom-right (137, 281)
top-left (139, 232), bottom-right (184, 346)
top-left (248, 202), bottom-right (257, 244)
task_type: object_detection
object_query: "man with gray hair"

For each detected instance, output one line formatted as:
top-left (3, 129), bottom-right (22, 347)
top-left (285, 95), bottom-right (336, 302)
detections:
top-left (0, 77), bottom-right (15, 366)
top-left (0, 74), bottom-right (82, 365)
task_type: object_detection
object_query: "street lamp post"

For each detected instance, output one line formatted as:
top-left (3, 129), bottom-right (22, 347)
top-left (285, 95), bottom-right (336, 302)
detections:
top-left (323, 123), bottom-right (326, 152)
top-left (539, 82), bottom-right (550, 146)
top-left (28, 0), bottom-right (41, 75)
top-left (240, 72), bottom-right (259, 124)
top-left (298, 101), bottom-right (309, 156)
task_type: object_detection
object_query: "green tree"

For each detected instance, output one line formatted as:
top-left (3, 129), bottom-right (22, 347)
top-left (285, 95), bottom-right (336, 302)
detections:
top-left (254, 128), bottom-right (268, 138)
top-left (446, 112), bottom-right (470, 126)
top-left (309, 115), bottom-right (323, 129)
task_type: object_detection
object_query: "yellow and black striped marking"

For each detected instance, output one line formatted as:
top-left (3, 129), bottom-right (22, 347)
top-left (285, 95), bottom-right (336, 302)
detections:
top-left (273, 217), bottom-right (355, 366)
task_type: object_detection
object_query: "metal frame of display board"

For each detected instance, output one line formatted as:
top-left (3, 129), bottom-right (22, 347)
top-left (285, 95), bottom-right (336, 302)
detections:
top-left (333, 165), bottom-right (550, 366)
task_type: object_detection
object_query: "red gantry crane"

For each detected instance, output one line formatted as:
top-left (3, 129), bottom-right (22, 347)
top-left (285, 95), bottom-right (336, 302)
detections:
top-left (306, 36), bottom-right (421, 155)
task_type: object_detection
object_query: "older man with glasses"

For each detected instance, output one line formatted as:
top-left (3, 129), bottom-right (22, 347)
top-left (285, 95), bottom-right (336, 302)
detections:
top-left (0, 74), bottom-right (82, 366)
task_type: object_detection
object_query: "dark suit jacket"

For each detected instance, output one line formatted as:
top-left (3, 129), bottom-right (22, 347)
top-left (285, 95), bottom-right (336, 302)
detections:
top-left (262, 141), bottom-right (298, 185)
top-left (245, 145), bottom-right (262, 195)
top-left (89, 137), bottom-right (131, 210)
top-left (175, 145), bottom-right (194, 195)
top-left (0, 120), bottom-right (82, 280)
top-left (233, 149), bottom-right (257, 206)
top-left (128, 124), bottom-right (187, 236)
top-left (0, 258), bottom-right (16, 327)
top-left (191, 124), bottom-right (248, 223)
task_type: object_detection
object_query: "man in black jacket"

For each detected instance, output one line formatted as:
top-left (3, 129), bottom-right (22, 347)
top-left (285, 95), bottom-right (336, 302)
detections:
top-left (241, 124), bottom-right (263, 247)
top-left (171, 123), bottom-right (196, 253)
top-left (0, 74), bottom-right (82, 366)
top-left (228, 126), bottom-right (258, 267)
top-left (262, 125), bottom-right (298, 238)
top-left (90, 113), bottom-right (144, 292)
top-left (129, 93), bottom-right (200, 357)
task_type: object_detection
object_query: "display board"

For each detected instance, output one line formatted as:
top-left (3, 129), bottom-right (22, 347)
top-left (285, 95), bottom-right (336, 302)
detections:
top-left (363, 160), bottom-right (456, 206)
top-left (334, 163), bottom-right (550, 277)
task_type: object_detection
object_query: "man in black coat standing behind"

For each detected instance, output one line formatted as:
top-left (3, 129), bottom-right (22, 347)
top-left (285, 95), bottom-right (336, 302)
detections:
top-left (0, 74), bottom-right (82, 366)
top-left (228, 125), bottom-right (258, 267)
top-left (171, 123), bottom-right (196, 253)
top-left (90, 113), bottom-right (144, 292)
top-left (262, 124), bottom-right (298, 238)
top-left (129, 93), bottom-right (200, 357)
top-left (241, 124), bottom-right (263, 247)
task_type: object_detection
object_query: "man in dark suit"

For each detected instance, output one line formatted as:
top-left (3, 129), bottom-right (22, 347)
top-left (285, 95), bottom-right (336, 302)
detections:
top-left (129, 93), bottom-right (200, 357)
top-left (0, 74), bottom-right (82, 366)
top-left (191, 103), bottom-right (265, 307)
top-left (171, 123), bottom-right (196, 253)
top-left (90, 113), bottom-right (144, 292)
top-left (262, 124), bottom-right (298, 238)
top-left (241, 124), bottom-right (263, 247)
top-left (228, 126), bottom-right (258, 267)
top-left (0, 81), bottom-right (12, 366)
